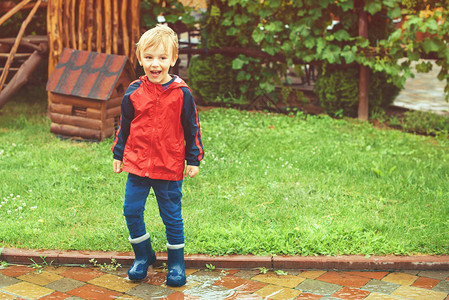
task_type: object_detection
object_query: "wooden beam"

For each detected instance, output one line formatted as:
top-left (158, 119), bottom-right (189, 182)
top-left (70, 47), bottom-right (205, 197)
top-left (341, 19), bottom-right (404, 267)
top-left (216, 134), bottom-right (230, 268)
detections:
top-left (0, 47), bottom-right (47, 109)
top-left (0, 0), bottom-right (32, 27)
top-left (0, 0), bottom-right (41, 92)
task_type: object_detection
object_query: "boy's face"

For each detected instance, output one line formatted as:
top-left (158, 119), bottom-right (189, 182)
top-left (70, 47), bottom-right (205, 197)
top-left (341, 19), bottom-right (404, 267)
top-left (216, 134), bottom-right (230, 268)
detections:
top-left (139, 43), bottom-right (177, 85)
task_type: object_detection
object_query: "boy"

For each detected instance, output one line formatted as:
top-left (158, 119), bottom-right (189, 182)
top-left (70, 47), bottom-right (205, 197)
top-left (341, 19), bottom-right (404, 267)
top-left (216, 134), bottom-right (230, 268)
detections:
top-left (112, 24), bottom-right (204, 286)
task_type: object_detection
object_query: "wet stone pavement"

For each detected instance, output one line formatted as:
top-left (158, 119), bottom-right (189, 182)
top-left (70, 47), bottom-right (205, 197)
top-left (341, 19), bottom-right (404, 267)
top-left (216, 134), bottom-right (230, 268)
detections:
top-left (1, 264), bottom-right (449, 300)
top-left (393, 60), bottom-right (449, 115)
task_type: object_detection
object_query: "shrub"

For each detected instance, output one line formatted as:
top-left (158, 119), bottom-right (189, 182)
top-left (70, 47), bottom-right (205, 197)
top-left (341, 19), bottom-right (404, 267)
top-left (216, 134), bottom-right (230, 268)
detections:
top-left (314, 65), bottom-right (401, 117)
top-left (401, 110), bottom-right (449, 134)
top-left (188, 54), bottom-right (241, 103)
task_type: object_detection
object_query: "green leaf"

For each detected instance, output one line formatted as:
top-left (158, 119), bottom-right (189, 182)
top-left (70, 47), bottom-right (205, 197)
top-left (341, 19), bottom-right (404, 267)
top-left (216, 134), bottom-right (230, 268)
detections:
top-left (210, 5), bottom-right (220, 17)
top-left (232, 58), bottom-right (245, 70)
top-left (341, 50), bottom-right (356, 64)
top-left (422, 37), bottom-right (442, 54)
top-left (252, 29), bottom-right (265, 43)
top-left (334, 30), bottom-right (351, 41)
top-left (364, 1), bottom-right (382, 15)
top-left (339, 0), bottom-right (354, 11)
top-left (304, 36), bottom-right (316, 49)
top-left (322, 45), bottom-right (341, 64)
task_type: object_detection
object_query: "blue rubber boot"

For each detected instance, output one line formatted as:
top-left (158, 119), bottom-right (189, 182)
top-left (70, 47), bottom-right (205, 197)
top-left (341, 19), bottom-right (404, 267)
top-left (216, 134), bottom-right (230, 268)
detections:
top-left (128, 233), bottom-right (156, 281)
top-left (166, 243), bottom-right (186, 287)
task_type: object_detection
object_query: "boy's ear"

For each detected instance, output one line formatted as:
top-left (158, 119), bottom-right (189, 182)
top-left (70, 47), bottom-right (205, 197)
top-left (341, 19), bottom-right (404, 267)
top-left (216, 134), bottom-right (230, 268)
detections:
top-left (171, 53), bottom-right (179, 67)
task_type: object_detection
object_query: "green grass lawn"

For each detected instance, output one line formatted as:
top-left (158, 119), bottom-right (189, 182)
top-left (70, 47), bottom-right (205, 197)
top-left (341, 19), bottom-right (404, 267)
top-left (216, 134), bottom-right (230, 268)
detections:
top-left (1, 86), bottom-right (448, 256)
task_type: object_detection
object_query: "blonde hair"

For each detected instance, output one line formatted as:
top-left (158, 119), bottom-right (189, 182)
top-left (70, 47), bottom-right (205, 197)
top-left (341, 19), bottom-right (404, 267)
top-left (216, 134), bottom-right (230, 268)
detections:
top-left (136, 24), bottom-right (178, 63)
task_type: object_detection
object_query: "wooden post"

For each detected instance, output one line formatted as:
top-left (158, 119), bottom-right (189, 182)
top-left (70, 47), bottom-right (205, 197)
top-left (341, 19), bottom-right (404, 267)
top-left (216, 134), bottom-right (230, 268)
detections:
top-left (121, 0), bottom-right (129, 57)
top-left (112, 0), bottom-right (119, 54)
top-left (95, 0), bottom-right (102, 52)
top-left (87, 0), bottom-right (94, 51)
top-left (78, 0), bottom-right (85, 50)
top-left (70, 0), bottom-right (76, 48)
top-left (130, 0), bottom-right (140, 65)
top-left (63, 0), bottom-right (70, 48)
top-left (104, 0), bottom-right (112, 54)
top-left (358, 1), bottom-right (369, 121)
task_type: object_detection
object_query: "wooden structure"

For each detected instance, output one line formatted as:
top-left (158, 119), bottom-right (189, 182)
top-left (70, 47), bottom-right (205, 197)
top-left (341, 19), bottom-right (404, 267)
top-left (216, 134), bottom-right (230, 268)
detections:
top-left (46, 48), bottom-right (135, 140)
top-left (47, 0), bottom-right (141, 77)
top-left (0, 0), bottom-right (48, 109)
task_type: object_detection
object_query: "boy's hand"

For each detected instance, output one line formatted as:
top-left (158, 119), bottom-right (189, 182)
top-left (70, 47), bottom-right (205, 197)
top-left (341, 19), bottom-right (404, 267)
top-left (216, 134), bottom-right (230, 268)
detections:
top-left (113, 159), bottom-right (123, 173)
top-left (184, 165), bottom-right (199, 178)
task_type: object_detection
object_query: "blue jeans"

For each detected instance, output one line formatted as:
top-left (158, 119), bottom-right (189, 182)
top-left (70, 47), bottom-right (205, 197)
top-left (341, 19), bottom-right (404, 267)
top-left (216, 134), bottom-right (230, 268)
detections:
top-left (123, 173), bottom-right (184, 245)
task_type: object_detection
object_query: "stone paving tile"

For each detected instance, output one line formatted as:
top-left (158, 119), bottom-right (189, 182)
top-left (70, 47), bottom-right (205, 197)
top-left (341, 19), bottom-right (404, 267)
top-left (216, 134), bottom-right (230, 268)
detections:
top-left (144, 270), bottom-right (167, 286)
top-left (331, 286), bottom-right (370, 300)
top-left (299, 270), bottom-right (327, 279)
top-left (295, 292), bottom-right (324, 299)
top-left (254, 284), bottom-right (302, 300)
top-left (419, 271), bottom-right (449, 281)
top-left (382, 271), bottom-right (419, 286)
top-left (295, 278), bottom-right (342, 296)
top-left (44, 277), bottom-right (86, 292)
top-left (67, 283), bottom-right (123, 299)
top-left (126, 282), bottom-right (174, 298)
top-left (364, 292), bottom-right (404, 299)
top-left (391, 285), bottom-right (448, 300)
top-left (59, 266), bottom-right (104, 282)
top-left (0, 291), bottom-right (17, 300)
top-left (223, 290), bottom-right (265, 299)
top-left (316, 271), bottom-right (371, 288)
top-left (39, 291), bottom-right (73, 299)
top-left (17, 270), bottom-right (63, 286)
top-left (163, 291), bottom-right (201, 299)
top-left (0, 273), bottom-right (20, 288)
top-left (412, 276), bottom-right (440, 289)
top-left (361, 279), bottom-right (401, 295)
top-left (88, 273), bottom-right (140, 293)
top-left (251, 272), bottom-right (306, 288)
top-left (0, 265), bottom-right (34, 277)
top-left (433, 280), bottom-right (449, 294)
top-left (181, 282), bottom-right (234, 299)
top-left (233, 269), bottom-right (261, 279)
top-left (44, 266), bottom-right (73, 275)
top-left (2, 281), bottom-right (54, 299)
top-left (343, 271), bottom-right (389, 280)
top-left (214, 275), bottom-right (266, 292)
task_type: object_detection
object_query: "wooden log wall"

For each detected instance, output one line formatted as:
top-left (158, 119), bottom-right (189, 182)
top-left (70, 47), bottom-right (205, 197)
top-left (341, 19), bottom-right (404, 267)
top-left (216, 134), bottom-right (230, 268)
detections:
top-left (47, 0), bottom-right (140, 76)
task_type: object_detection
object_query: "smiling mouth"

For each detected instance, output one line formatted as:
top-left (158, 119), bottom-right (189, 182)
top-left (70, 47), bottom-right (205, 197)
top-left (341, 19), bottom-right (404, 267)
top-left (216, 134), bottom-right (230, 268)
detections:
top-left (150, 71), bottom-right (162, 77)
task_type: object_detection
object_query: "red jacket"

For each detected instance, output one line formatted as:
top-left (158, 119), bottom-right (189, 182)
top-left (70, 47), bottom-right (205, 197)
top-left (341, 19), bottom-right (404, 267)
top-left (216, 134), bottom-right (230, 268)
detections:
top-left (112, 75), bottom-right (204, 181)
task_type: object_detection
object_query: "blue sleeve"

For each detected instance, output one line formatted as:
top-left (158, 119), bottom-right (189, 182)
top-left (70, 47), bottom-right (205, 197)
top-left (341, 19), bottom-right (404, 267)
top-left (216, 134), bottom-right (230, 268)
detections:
top-left (111, 82), bottom-right (139, 160)
top-left (180, 87), bottom-right (204, 166)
